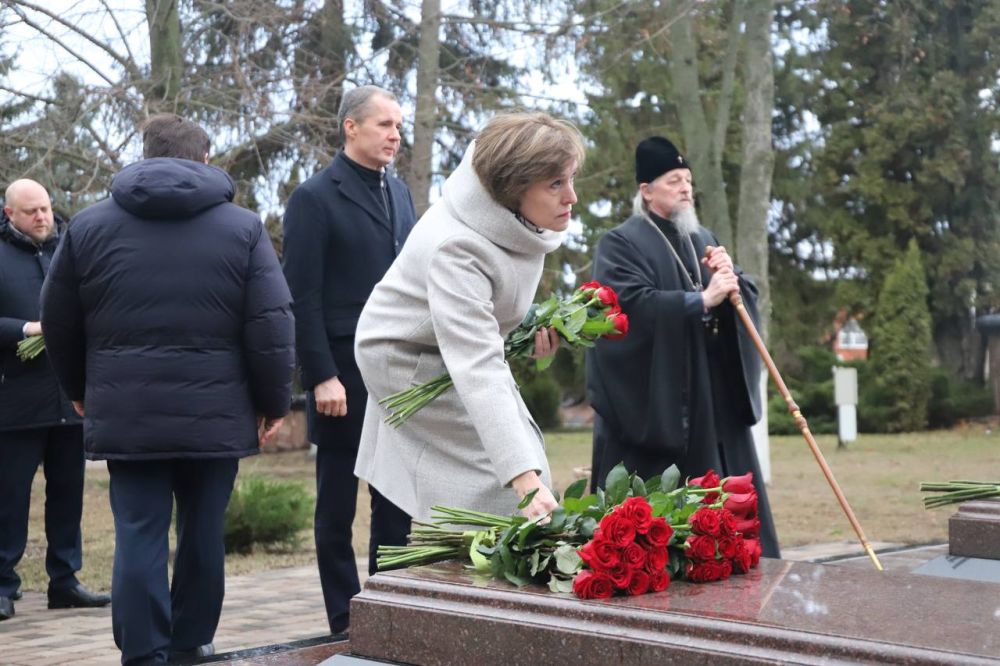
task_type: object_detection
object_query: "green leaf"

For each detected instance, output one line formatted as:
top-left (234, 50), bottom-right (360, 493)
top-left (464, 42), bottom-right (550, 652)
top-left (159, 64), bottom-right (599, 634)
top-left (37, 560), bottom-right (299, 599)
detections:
top-left (517, 488), bottom-right (539, 510)
top-left (631, 475), bottom-right (647, 498)
top-left (578, 516), bottom-right (597, 539)
top-left (566, 307), bottom-right (588, 334)
top-left (548, 575), bottom-right (575, 594)
top-left (605, 464), bottom-right (629, 505)
top-left (504, 570), bottom-right (533, 587)
top-left (563, 478), bottom-right (588, 500)
top-left (647, 491), bottom-right (670, 517)
top-left (535, 355), bottom-right (555, 372)
top-left (554, 544), bottom-right (583, 575)
top-left (549, 315), bottom-right (576, 342)
top-left (529, 550), bottom-right (541, 576)
top-left (661, 465), bottom-right (681, 493)
top-left (644, 474), bottom-right (662, 493)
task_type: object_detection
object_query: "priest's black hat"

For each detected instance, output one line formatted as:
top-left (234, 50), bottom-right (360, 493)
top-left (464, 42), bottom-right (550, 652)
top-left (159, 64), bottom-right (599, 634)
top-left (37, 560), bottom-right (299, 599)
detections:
top-left (635, 136), bottom-right (689, 184)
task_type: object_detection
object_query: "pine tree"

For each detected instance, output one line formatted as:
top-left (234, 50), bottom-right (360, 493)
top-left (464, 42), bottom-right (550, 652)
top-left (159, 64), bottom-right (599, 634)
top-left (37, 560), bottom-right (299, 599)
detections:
top-left (871, 240), bottom-right (932, 432)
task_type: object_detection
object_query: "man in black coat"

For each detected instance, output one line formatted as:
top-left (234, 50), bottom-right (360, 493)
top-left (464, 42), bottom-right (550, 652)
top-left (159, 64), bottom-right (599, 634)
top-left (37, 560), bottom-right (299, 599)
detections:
top-left (0, 179), bottom-right (110, 621)
top-left (587, 136), bottom-right (779, 558)
top-left (41, 115), bottom-right (295, 664)
top-left (282, 85), bottom-right (416, 636)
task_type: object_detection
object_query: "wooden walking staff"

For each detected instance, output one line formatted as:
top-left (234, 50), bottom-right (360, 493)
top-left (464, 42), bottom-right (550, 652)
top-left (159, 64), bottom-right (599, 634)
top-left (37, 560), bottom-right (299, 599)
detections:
top-left (727, 289), bottom-right (884, 571)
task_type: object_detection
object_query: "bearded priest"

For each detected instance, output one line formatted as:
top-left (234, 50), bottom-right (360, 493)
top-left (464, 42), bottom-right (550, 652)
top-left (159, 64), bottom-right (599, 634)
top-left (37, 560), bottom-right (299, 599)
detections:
top-left (586, 136), bottom-right (779, 558)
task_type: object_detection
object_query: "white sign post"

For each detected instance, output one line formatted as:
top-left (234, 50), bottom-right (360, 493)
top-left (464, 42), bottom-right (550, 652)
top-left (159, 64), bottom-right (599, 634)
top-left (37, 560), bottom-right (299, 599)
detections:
top-left (833, 366), bottom-right (858, 448)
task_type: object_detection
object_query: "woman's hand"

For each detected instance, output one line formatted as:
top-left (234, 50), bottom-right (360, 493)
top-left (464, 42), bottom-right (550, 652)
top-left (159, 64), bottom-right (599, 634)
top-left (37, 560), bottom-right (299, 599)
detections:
top-left (529, 327), bottom-right (560, 360)
top-left (511, 470), bottom-right (559, 523)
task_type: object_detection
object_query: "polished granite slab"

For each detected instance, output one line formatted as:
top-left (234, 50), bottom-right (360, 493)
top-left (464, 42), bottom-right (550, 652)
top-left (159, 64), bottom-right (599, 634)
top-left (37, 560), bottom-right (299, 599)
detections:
top-left (349, 558), bottom-right (1000, 665)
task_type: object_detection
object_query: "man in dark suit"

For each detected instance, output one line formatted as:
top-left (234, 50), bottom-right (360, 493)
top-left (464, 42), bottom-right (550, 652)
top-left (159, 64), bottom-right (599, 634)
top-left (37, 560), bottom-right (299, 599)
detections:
top-left (282, 85), bottom-right (416, 637)
top-left (41, 115), bottom-right (295, 664)
top-left (0, 179), bottom-right (110, 621)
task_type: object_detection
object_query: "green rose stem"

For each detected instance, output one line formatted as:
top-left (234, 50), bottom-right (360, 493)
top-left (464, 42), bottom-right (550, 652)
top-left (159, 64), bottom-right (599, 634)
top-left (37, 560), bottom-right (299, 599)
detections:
top-left (16, 335), bottom-right (45, 361)
top-left (920, 480), bottom-right (1000, 509)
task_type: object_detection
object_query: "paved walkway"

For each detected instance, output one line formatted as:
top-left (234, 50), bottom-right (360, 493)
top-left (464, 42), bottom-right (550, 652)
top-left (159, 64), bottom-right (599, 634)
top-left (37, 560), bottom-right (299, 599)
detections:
top-left (2, 562), bottom-right (361, 666)
top-left (2, 543), bottom-right (948, 665)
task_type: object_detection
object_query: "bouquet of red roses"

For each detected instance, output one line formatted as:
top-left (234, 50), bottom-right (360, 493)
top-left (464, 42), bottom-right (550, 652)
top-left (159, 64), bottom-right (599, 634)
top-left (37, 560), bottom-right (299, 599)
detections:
top-left (379, 281), bottom-right (629, 427)
top-left (376, 463), bottom-right (762, 600)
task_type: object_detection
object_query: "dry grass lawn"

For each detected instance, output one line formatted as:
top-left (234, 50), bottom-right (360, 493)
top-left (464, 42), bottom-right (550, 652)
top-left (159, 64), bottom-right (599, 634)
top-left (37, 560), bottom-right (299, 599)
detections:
top-left (18, 424), bottom-right (1000, 592)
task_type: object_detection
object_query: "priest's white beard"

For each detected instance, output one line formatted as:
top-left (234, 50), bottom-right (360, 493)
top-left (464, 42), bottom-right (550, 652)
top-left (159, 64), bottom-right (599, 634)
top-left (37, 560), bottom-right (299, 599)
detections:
top-left (670, 205), bottom-right (700, 236)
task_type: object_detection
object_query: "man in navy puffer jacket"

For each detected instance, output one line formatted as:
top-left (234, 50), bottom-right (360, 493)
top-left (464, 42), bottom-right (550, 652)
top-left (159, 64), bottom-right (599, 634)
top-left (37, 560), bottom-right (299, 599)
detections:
top-left (41, 114), bottom-right (295, 665)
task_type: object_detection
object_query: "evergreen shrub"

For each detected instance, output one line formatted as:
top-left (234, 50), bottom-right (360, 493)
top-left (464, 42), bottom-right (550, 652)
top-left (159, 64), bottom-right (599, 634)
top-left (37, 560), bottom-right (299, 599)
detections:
top-left (224, 476), bottom-right (313, 554)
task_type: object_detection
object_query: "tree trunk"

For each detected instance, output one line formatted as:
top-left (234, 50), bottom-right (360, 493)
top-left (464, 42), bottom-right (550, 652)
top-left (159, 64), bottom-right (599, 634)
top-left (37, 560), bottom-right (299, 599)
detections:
top-left (735, 0), bottom-right (775, 341)
top-left (145, 0), bottom-right (182, 109)
top-left (668, 4), bottom-right (733, 247)
top-left (408, 0), bottom-right (440, 215)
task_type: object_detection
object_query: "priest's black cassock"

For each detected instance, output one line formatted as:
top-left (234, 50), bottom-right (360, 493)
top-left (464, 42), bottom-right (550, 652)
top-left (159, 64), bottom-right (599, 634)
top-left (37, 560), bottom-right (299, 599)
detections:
top-left (586, 211), bottom-right (780, 558)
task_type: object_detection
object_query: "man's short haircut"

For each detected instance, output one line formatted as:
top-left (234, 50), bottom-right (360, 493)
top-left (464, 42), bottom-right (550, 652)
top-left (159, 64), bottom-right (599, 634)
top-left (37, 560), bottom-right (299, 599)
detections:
top-left (472, 112), bottom-right (586, 212)
top-left (142, 114), bottom-right (211, 161)
top-left (337, 85), bottom-right (397, 144)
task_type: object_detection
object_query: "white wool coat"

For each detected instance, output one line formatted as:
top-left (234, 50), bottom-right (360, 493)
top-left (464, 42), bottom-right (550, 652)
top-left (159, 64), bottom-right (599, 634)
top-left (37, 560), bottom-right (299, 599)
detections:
top-left (354, 142), bottom-right (562, 521)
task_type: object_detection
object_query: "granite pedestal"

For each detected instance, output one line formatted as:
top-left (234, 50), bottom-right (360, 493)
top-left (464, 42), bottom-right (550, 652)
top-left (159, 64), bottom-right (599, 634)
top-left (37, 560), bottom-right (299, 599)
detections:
top-left (347, 559), bottom-right (1000, 665)
top-left (950, 500), bottom-right (1000, 560)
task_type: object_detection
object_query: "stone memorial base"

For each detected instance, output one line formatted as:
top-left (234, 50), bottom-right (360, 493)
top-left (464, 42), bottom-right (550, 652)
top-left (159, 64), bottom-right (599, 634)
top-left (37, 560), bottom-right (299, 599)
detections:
top-left (347, 559), bottom-right (999, 665)
top-left (949, 500), bottom-right (1000, 560)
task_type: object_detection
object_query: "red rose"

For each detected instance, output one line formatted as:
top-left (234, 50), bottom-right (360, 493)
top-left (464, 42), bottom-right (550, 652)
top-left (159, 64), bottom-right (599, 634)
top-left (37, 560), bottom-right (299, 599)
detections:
top-left (620, 496), bottom-right (654, 534)
top-left (689, 470), bottom-right (721, 489)
top-left (731, 540), bottom-right (753, 574)
top-left (744, 538), bottom-right (763, 567)
top-left (644, 544), bottom-right (668, 573)
top-left (719, 559), bottom-right (733, 580)
top-left (622, 542), bottom-right (647, 570)
top-left (722, 472), bottom-right (755, 494)
top-left (572, 570), bottom-right (615, 599)
top-left (650, 569), bottom-right (671, 592)
top-left (734, 517), bottom-right (761, 539)
top-left (578, 538), bottom-right (621, 572)
top-left (723, 491), bottom-right (758, 519)
top-left (645, 518), bottom-right (673, 547)
top-left (717, 536), bottom-right (739, 560)
top-left (595, 285), bottom-right (619, 307)
top-left (604, 312), bottom-right (629, 338)
top-left (599, 510), bottom-right (637, 548)
top-left (686, 560), bottom-right (731, 583)
top-left (608, 562), bottom-right (632, 589)
top-left (579, 281), bottom-right (601, 294)
top-left (689, 469), bottom-right (721, 503)
top-left (627, 569), bottom-right (651, 596)
top-left (689, 507), bottom-right (723, 537)
top-left (686, 535), bottom-right (717, 561)
top-left (718, 509), bottom-right (737, 537)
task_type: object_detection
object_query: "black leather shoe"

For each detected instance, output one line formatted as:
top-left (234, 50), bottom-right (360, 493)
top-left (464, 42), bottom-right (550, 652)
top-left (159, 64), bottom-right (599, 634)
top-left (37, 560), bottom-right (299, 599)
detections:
top-left (167, 643), bottom-right (215, 664)
top-left (0, 596), bottom-right (13, 621)
top-left (47, 583), bottom-right (111, 609)
top-left (10, 589), bottom-right (21, 601)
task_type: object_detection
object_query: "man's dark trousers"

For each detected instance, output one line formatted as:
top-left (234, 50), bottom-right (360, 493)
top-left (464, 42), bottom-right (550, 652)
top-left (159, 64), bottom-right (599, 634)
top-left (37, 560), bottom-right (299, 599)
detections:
top-left (0, 425), bottom-right (85, 597)
top-left (312, 337), bottom-right (411, 635)
top-left (107, 458), bottom-right (238, 665)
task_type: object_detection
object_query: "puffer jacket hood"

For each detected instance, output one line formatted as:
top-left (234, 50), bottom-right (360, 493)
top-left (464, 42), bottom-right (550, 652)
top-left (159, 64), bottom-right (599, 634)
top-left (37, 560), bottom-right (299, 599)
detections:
top-left (111, 157), bottom-right (235, 220)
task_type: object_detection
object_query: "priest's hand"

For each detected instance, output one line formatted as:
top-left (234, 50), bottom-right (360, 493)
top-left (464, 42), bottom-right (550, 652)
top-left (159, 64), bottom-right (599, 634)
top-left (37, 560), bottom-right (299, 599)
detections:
top-left (529, 327), bottom-right (560, 360)
top-left (702, 245), bottom-right (734, 274)
top-left (511, 470), bottom-right (559, 524)
top-left (702, 267), bottom-right (739, 309)
top-left (315, 376), bottom-right (347, 417)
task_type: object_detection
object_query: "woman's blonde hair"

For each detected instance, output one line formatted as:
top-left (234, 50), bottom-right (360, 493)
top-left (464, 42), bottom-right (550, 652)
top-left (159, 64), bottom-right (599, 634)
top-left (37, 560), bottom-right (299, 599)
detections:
top-left (472, 112), bottom-right (586, 211)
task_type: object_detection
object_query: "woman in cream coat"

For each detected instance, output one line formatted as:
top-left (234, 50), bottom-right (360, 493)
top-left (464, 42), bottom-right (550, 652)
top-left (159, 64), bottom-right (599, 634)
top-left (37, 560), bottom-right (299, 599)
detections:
top-left (354, 112), bottom-right (584, 528)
